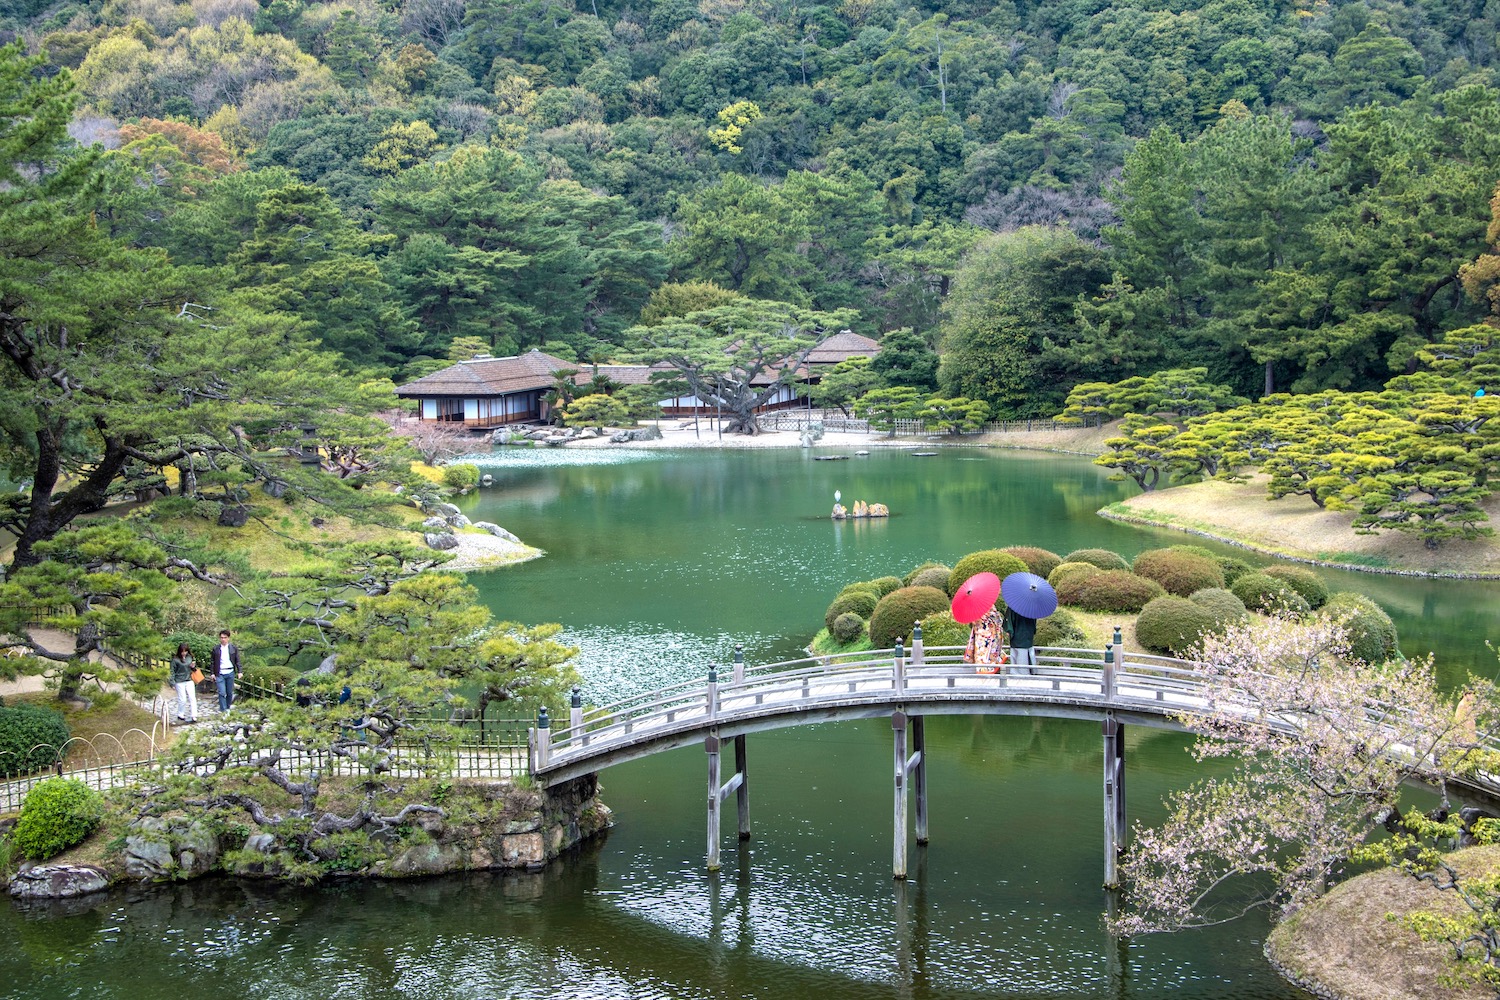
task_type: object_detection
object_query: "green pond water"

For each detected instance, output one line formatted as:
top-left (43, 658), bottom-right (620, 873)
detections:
top-left (4, 444), bottom-right (1495, 999)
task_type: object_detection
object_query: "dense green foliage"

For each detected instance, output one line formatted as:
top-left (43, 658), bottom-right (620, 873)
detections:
top-left (12, 778), bottom-right (103, 859)
top-left (825, 590), bottom-right (879, 631)
top-left (1130, 548), bottom-right (1225, 597)
top-left (1061, 549), bottom-right (1131, 571)
top-left (1231, 572), bottom-right (1312, 615)
top-left (1001, 546), bottom-right (1062, 579)
top-left (1325, 591), bottom-right (1401, 664)
top-left (1135, 596), bottom-right (1218, 656)
top-left (1263, 565), bottom-right (1331, 610)
top-left (917, 609), bottom-right (969, 649)
top-left (831, 611), bottom-right (868, 645)
top-left (869, 585), bottom-right (950, 649)
top-left (1048, 561), bottom-right (1101, 592)
top-left (1059, 570), bottom-right (1166, 613)
top-left (1188, 587), bottom-right (1249, 625)
top-left (946, 550), bottom-right (1028, 597)
top-left (1034, 608), bottom-right (1087, 647)
top-left (0, 703), bottom-right (70, 774)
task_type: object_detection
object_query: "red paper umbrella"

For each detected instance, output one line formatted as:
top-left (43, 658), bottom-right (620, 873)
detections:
top-left (950, 572), bottom-right (1001, 624)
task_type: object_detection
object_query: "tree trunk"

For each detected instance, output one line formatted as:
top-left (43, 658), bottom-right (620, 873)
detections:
top-left (1264, 360), bottom-right (1274, 398)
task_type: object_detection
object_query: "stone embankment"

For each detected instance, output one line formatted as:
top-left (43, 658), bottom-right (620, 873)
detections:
top-left (7, 775), bottom-right (610, 901)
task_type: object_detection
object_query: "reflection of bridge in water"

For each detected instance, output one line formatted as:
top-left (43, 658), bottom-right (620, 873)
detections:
top-left (531, 626), bottom-right (1500, 884)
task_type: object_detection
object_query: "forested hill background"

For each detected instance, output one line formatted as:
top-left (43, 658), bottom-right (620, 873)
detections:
top-left (6, 0), bottom-right (1500, 414)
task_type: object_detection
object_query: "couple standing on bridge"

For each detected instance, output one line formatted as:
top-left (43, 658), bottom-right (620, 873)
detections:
top-left (954, 571), bottom-right (1057, 675)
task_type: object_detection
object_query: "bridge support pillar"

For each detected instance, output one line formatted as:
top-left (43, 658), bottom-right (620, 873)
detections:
top-left (707, 730), bottom-right (749, 870)
top-left (893, 710), bottom-right (926, 879)
top-left (1103, 712), bottom-right (1126, 888)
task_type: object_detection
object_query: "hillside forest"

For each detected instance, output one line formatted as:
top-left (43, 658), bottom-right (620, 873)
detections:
top-left (3, 0), bottom-right (1500, 561)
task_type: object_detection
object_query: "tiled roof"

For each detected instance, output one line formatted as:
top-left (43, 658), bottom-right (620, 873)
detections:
top-left (806, 331), bottom-right (881, 365)
top-left (396, 350), bottom-right (578, 396)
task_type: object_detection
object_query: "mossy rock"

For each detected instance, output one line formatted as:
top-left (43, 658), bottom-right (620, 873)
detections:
top-left (1002, 546), bottom-right (1063, 580)
top-left (1131, 548), bottom-right (1225, 597)
top-left (869, 586), bottom-right (951, 649)
top-left (947, 550), bottom-right (1028, 597)
top-left (1062, 548), bottom-right (1130, 571)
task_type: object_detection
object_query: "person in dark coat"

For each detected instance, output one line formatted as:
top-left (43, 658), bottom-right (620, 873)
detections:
top-left (1004, 606), bottom-right (1038, 675)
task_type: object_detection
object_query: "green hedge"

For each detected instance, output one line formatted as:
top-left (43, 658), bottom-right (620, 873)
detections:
top-left (870, 576), bottom-right (904, 597)
top-left (1215, 556), bottom-right (1254, 586)
top-left (908, 567), bottom-right (952, 591)
top-left (1325, 592), bottom-right (1399, 664)
top-left (947, 550), bottom-right (1028, 598)
top-left (12, 778), bottom-right (104, 860)
top-left (1230, 573), bottom-right (1311, 615)
top-left (902, 561), bottom-right (949, 586)
top-left (1002, 546), bottom-right (1063, 580)
top-left (869, 586), bottom-right (951, 649)
top-left (1135, 596), bottom-right (1218, 656)
top-left (1061, 570), bottom-right (1166, 613)
top-left (1048, 561), bottom-right (1100, 592)
top-left (1189, 588), bottom-right (1249, 624)
top-left (918, 610), bottom-right (970, 648)
top-left (831, 612), bottom-right (868, 644)
top-left (1264, 565), bottom-right (1329, 609)
top-left (0, 703), bottom-right (70, 775)
top-left (1131, 548), bottom-right (1225, 597)
top-left (825, 590), bottom-right (879, 631)
top-left (442, 463), bottom-right (481, 491)
top-left (1035, 608), bottom-right (1087, 647)
top-left (1062, 548), bottom-right (1130, 571)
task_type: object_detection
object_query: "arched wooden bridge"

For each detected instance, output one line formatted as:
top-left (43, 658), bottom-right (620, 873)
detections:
top-left (530, 628), bottom-right (1498, 883)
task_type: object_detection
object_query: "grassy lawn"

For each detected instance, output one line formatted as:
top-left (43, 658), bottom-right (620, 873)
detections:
top-left (1105, 476), bottom-right (1500, 578)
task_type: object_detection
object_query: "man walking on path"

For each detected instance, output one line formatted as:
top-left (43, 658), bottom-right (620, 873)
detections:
top-left (213, 629), bottom-right (241, 711)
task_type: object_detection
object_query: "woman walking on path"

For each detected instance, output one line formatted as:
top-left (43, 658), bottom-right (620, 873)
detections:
top-left (169, 643), bottom-right (198, 723)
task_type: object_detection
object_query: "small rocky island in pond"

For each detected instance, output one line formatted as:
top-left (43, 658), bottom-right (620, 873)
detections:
top-left (831, 500), bottom-right (889, 518)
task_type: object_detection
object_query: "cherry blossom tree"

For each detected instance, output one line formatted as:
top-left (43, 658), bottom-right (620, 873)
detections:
top-left (1113, 613), bottom-right (1479, 936)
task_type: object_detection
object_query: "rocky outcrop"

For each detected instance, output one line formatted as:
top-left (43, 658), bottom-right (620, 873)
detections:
top-left (124, 816), bottom-right (221, 880)
top-left (471, 521), bottom-right (520, 542)
top-left (424, 531), bottom-right (460, 550)
top-left (610, 425), bottom-right (663, 443)
top-left (9, 864), bottom-right (110, 899)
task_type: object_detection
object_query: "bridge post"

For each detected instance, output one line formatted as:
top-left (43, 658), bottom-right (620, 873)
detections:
top-left (913, 715), bottom-right (928, 845)
top-left (531, 705), bottom-right (551, 771)
top-left (893, 710), bottom-right (909, 879)
top-left (911, 622), bottom-right (924, 670)
top-left (570, 687), bottom-right (584, 745)
top-left (706, 733), bottom-right (722, 871)
top-left (707, 663), bottom-right (718, 719)
top-left (733, 643), bottom-right (744, 684)
top-left (734, 734), bottom-right (750, 840)
top-left (893, 640), bottom-right (906, 695)
top-left (1102, 711), bottom-right (1126, 888)
top-left (1103, 644), bottom-right (1115, 700)
top-left (1113, 626), bottom-right (1124, 667)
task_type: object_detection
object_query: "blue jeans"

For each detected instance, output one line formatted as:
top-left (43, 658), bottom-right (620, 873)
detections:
top-left (216, 672), bottom-right (236, 711)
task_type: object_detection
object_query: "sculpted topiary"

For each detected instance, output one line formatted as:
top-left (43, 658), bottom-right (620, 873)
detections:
top-left (902, 561), bottom-right (950, 586)
top-left (947, 550), bottom-right (1028, 597)
top-left (1231, 572), bottom-right (1311, 615)
top-left (831, 612), bottom-right (868, 645)
top-left (1035, 608), bottom-right (1087, 647)
top-left (1325, 592), bottom-right (1399, 664)
top-left (1215, 556), bottom-right (1254, 586)
top-left (1188, 587), bottom-right (1249, 626)
top-left (917, 609), bottom-right (970, 649)
top-left (1135, 596), bottom-right (1218, 655)
top-left (825, 590), bottom-right (879, 631)
top-left (1048, 561), bottom-right (1099, 593)
top-left (869, 586), bottom-right (950, 649)
top-left (1062, 548), bottom-right (1130, 571)
top-left (1131, 548), bottom-right (1225, 597)
top-left (1264, 565), bottom-right (1329, 609)
top-left (909, 567), bottom-right (951, 591)
top-left (1063, 570), bottom-right (1166, 613)
top-left (869, 576), bottom-right (904, 596)
top-left (1002, 546), bottom-right (1063, 579)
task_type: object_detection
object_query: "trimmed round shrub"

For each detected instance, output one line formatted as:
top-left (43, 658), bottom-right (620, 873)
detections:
top-left (1325, 592), bottom-right (1400, 665)
top-left (442, 462), bottom-right (481, 491)
top-left (1048, 561), bottom-right (1100, 592)
top-left (1035, 608), bottom-right (1087, 647)
top-left (1002, 546), bottom-right (1063, 580)
top-left (1264, 565), bottom-right (1329, 610)
top-left (918, 609), bottom-right (970, 649)
top-left (1215, 556), bottom-right (1254, 586)
top-left (1231, 573), bottom-right (1312, 615)
top-left (902, 561), bottom-right (950, 586)
top-left (12, 778), bottom-right (104, 860)
top-left (1062, 548), bottom-right (1130, 571)
top-left (0, 703), bottom-right (70, 775)
top-left (1135, 596), bottom-right (1218, 656)
top-left (1131, 548), bottom-right (1225, 597)
top-left (241, 663), bottom-right (298, 693)
top-left (1170, 544), bottom-right (1219, 560)
top-left (837, 582), bottom-right (881, 602)
top-left (909, 567), bottom-right (952, 591)
top-left (831, 612), bottom-right (868, 645)
top-left (1189, 587), bottom-right (1249, 625)
top-left (1063, 570), bottom-right (1167, 613)
top-left (826, 590), bottom-right (879, 631)
top-left (869, 586), bottom-right (951, 649)
top-left (869, 576), bottom-right (904, 597)
top-left (947, 550), bottom-right (1028, 597)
